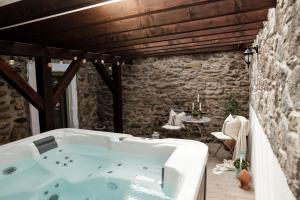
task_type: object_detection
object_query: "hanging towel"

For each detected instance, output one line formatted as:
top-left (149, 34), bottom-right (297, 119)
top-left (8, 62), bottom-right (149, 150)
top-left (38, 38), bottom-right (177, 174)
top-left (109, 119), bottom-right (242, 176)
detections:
top-left (232, 116), bottom-right (249, 160)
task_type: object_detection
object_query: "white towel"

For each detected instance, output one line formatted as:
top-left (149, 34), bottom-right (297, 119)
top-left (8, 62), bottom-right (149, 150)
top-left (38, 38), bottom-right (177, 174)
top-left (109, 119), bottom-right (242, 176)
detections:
top-left (212, 159), bottom-right (235, 174)
top-left (232, 116), bottom-right (249, 160)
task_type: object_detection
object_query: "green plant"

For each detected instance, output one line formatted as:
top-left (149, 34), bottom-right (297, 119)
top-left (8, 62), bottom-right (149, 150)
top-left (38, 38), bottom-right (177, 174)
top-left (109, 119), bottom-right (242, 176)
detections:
top-left (233, 158), bottom-right (249, 170)
top-left (191, 111), bottom-right (199, 118)
top-left (225, 93), bottom-right (240, 115)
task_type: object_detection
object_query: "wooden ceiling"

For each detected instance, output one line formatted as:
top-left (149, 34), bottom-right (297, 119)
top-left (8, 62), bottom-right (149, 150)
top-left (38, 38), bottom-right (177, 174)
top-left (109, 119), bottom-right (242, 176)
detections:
top-left (0, 0), bottom-right (276, 58)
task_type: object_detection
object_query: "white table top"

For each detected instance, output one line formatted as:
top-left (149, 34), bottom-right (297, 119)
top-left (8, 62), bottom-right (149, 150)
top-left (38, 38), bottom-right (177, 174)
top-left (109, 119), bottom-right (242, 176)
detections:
top-left (182, 116), bottom-right (211, 124)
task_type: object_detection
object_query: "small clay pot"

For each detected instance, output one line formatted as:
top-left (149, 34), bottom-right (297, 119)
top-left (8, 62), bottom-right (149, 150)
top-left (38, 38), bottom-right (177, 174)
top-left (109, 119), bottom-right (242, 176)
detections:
top-left (239, 169), bottom-right (251, 190)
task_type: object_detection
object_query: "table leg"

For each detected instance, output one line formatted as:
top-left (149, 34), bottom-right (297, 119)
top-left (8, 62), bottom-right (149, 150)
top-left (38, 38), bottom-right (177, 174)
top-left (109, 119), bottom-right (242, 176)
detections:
top-left (197, 124), bottom-right (203, 137)
top-left (185, 126), bottom-right (191, 138)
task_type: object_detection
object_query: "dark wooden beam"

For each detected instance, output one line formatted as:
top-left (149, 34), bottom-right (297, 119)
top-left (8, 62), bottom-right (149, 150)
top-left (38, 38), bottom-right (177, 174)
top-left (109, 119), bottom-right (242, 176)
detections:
top-left (93, 61), bottom-right (123, 132)
top-left (0, 40), bottom-right (132, 63)
top-left (62, 9), bottom-right (268, 49)
top-left (29, 0), bottom-right (273, 47)
top-left (113, 38), bottom-right (254, 56)
top-left (0, 0), bottom-right (110, 28)
top-left (112, 62), bottom-right (123, 133)
top-left (99, 30), bottom-right (259, 54)
top-left (130, 44), bottom-right (249, 57)
top-left (93, 22), bottom-right (263, 50)
top-left (0, 56), bottom-right (44, 110)
top-left (93, 62), bottom-right (115, 93)
top-left (53, 60), bottom-right (81, 104)
top-left (125, 39), bottom-right (253, 56)
top-left (35, 57), bottom-right (55, 132)
top-left (1, 0), bottom-right (220, 39)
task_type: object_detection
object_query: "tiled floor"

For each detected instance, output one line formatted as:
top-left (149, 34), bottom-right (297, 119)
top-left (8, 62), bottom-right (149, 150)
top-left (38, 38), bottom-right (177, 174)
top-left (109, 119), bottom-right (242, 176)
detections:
top-left (206, 143), bottom-right (255, 200)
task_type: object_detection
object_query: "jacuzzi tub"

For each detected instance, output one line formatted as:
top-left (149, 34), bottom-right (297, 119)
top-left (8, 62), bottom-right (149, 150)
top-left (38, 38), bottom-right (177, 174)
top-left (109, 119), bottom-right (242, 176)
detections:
top-left (0, 128), bottom-right (208, 200)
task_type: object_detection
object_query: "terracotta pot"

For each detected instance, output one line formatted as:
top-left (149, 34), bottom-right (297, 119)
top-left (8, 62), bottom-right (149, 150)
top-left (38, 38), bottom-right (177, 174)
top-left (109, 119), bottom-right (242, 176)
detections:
top-left (239, 169), bottom-right (251, 190)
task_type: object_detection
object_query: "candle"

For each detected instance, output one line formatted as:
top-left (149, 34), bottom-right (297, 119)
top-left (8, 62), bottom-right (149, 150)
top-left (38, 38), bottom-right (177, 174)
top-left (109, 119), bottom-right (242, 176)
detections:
top-left (192, 103), bottom-right (194, 111)
top-left (199, 103), bottom-right (202, 112)
top-left (197, 93), bottom-right (200, 102)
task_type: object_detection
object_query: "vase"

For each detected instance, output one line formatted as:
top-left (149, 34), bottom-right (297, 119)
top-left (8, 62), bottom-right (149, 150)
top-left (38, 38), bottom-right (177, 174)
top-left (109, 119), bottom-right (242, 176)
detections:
top-left (235, 168), bottom-right (241, 178)
top-left (239, 169), bottom-right (251, 190)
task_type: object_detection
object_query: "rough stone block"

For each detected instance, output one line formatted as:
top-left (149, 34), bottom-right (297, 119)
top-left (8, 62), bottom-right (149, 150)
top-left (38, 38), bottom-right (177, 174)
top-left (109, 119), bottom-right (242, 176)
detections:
top-left (288, 111), bottom-right (300, 132)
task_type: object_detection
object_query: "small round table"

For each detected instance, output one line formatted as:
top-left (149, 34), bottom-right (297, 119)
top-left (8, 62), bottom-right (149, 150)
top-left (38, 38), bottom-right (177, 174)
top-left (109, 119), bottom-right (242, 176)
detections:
top-left (182, 116), bottom-right (211, 137)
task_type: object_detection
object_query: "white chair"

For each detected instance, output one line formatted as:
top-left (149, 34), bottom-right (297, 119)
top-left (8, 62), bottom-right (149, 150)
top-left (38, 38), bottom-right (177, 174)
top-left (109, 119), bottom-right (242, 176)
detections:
top-left (211, 132), bottom-right (234, 156)
top-left (162, 124), bottom-right (182, 131)
top-left (162, 108), bottom-right (185, 135)
top-left (211, 115), bottom-right (241, 156)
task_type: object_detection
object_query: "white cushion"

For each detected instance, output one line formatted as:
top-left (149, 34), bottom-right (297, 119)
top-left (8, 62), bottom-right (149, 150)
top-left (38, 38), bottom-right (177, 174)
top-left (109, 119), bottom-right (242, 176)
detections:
top-left (223, 117), bottom-right (241, 140)
top-left (167, 110), bottom-right (186, 128)
top-left (167, 110), bottom-right (177, 125)
top-left (174, 112), bottom-right (186, 128)
top-left (211, 132), bottom-right (232, 140)
top-left (162, 125), bottom-right (182, 130)
top-left (224, 114), bottom-right (234, 123)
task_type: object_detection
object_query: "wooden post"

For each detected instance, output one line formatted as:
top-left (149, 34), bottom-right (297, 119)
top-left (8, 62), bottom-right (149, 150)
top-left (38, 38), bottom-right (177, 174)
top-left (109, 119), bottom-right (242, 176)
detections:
top-left (93, 61), bottom-right (123, 133)
top-left (112, 62), bottom-right (123, 133)
top-left (35, 57), bottom-right (55, 132)
top-left (53, 60), bottom-right (80, 104)
top-left (93, 62), bottom-right (115, 93)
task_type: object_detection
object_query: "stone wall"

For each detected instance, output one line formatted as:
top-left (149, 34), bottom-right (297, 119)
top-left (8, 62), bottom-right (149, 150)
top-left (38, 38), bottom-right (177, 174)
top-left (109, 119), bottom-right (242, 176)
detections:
top-left (250, 1), bottom-right (300, 198)
top-left (76, 62), bottom-right (114, 131)
top-left (121, 51), bottom-right (249, 139)
top-left (0, 56), bottom-right (32, 144)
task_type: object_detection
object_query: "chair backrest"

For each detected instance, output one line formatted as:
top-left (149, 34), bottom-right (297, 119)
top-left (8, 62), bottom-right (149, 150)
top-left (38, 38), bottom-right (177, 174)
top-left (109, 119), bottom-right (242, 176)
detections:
top-left (165, 106), bottom-right (185, 117)
top-left (172, 108), bottom-right (184, 113)
top-left (222, 115), bottom-right (242, 140)
top-left (165, 108), bottom-right (186, 128)
top-left (170, 105), bottom-right (185, 112)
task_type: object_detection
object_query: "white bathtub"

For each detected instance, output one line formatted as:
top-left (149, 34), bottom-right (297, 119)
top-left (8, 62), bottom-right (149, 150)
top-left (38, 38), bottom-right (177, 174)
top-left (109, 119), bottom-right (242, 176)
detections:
top-left (0, 128), bottom-right (208, 200)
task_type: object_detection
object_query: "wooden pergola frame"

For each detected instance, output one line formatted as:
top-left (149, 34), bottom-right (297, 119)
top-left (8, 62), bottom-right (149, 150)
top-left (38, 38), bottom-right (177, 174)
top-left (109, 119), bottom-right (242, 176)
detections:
top-left (0, 0), bottom-right (276, 134)
top-left (0, 42), bottom-right (126, 133)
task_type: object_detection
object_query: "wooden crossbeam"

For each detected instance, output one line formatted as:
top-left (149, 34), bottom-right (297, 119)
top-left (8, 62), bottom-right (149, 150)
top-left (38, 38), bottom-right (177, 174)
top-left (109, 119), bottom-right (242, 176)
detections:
top-left (27, 0), bottom-right (274, 46)
top-left (112, 37), bottom-right (255, 55)
top-left (93, 62), bottom-right (115, 93)
top-left (3, 0), bottom-right (219, 39)
top-left (112, 62), bottom-right (123, 133)
top-left (125, 40), bottom-right (252, 56)
top-left (35, 57), bottom-right (55, 132)
top-left (0, 56), bottom-right (44, 110)
top-left (130, 44), bottom-right (249, 57)
top-left (93, 22), bottom-right (263, 50)
top-left (93, 61), bottom-right (123, 132)
top-left (0, 40), bottom-right (132, 63)
top-left (0, 0), bottom-right (275, 55)
top-left (65, 9), bottom-right (268, 50)
top-left (99, 30), bottom-right (259, 54)
top-left (53, 60), bottom-right (81, 103)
